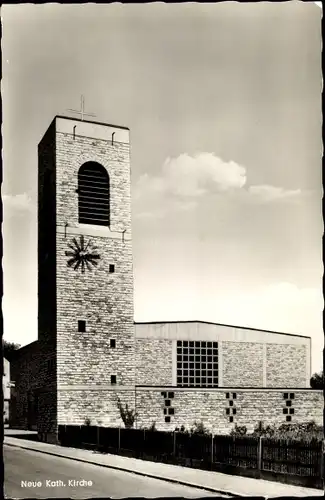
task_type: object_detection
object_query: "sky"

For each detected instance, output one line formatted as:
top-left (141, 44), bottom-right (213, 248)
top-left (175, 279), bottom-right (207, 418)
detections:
top-left (1, 3), bottom-right (323, 373)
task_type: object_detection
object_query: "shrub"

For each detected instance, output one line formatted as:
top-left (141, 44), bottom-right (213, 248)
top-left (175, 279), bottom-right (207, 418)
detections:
top-left (190, 421), bottom-right (211, 436)
top-left (116, 397), bottom-right (138, 429)
top-left (310, 371), bottom-right (324, 389)
top-left (175, 425), bottom-right (189, 434)
top-left (251, 420), bottom-right (323, 440)
top-left (230, 424), bottom-right (248, 437)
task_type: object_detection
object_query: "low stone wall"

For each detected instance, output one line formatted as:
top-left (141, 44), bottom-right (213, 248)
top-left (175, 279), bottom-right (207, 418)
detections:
top-left (135, 388), bottom-right (323, 434)
top-left (57, 389), bottom-right (136, 427)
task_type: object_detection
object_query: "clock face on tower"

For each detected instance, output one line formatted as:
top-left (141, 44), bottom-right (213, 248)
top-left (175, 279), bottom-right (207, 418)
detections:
top-left (65, 235), bottom-right (100, 273)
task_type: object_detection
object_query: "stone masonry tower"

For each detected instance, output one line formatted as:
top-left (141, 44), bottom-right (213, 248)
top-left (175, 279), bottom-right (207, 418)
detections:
top-left (38, 115), bottom-right (135, 438)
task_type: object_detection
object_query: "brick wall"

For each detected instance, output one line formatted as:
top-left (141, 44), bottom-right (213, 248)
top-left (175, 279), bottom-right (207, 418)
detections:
top-left (135, 339), bottom-right (173, 386)
top-left (9, 340), bottom-right (57, 430)
top-left (135, 388), bottom-right (323, 434)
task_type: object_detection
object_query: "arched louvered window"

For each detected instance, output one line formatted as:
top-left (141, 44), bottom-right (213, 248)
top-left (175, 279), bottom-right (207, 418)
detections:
top-left (78, 162), bottom-right (110, 226)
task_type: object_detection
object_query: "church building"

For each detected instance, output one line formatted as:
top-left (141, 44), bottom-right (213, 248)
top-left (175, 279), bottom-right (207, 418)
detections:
top-left (9, 115), bottom-right (322, 443)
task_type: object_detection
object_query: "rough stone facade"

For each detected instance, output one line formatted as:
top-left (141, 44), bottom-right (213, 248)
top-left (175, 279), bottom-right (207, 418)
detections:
top-left (54, 118), bottom-right (135, 427)
top-left (135, 388), bottom-right (323, 434)
top-left (135, 323), bottom-right (311, 388)
top-left (135, 339), bottom-right (173, 386)
top-left (266, 344), bottom-right (307, 387)
top-left (57, 389), bottom-right (135, 427)
top-left (222, 342), bottom-right (264, 387)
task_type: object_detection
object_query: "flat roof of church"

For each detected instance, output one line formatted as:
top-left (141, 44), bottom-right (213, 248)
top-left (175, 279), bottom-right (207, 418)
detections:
top-left (55, 115), bottom-right (130, 130)
top-left (134, 320), bottom-right (310, 339)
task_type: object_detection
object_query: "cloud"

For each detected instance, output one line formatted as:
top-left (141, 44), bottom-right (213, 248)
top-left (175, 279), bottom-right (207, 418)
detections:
top-left (247, 185), bottom-right (302, 203)
top-left (133, 152), bottom-right (306, 220)
top-left (3, 193), bottom-right (33, 212)
top-left (158, 153), bottom-right (247, 197)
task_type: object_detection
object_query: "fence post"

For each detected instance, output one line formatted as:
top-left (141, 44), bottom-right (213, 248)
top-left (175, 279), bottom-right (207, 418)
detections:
top-left (118, 426), bottom-right (121, 451)
top-left (321, 439), bottom-right (325, 489)
top-left (173, 431), bottom-right (176, 456)
top-left (258, 437), bottom-right (263, 476)
top-left (97, 426), bottom-right (100, 449)
top-left (211, 433), bottom-right (214, 469)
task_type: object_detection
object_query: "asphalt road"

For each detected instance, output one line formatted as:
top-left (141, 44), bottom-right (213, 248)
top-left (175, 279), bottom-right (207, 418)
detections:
top-left (4, 445), bottom-right (225, 498)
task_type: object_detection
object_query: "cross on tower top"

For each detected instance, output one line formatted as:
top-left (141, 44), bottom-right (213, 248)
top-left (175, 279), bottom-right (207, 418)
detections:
top-left (67, 95), bottom-right (96, 121)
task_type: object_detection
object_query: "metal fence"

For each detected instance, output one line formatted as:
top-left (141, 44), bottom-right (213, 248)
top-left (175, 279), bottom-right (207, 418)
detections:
top-left (58, 425), bottom-right (323, 488)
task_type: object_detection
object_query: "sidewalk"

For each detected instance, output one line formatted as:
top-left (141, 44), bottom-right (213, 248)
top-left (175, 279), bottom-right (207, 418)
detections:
top-left (4, 435), bottom-right (323, 498)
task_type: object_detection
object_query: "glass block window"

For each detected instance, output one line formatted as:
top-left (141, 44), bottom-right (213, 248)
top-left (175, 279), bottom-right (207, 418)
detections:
top-left (176, 340), bottom-right (218, 387)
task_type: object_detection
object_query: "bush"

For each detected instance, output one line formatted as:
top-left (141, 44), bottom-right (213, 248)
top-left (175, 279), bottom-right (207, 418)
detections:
top-left (116, 397), bottom-right (137, 429)
top-left (251, 420), bottom-right (323, 440)
top-left (230, 424), bottom-right (248, 437)
top-left (175, 425), bottom-right (188, 434)
top-left (310, 371), bottom-right (324, 389)
top-left (190, 421), bottom-right (211, 436)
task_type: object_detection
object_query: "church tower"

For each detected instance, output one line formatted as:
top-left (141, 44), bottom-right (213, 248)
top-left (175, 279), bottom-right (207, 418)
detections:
top-left (38, 114), bottom-right (135, 432)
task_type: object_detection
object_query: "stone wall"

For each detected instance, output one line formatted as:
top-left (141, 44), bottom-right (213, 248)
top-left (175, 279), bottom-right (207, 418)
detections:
top-left (222, 342), bottom-right (264, 387)
top-left (54, 118), bottom-right (135, 426)
top-left (135, 322), bottom-right (310, 388)
top-left (135, 339), bottom-right (173, 386)
top-left (38, 120), bottom-right (57, 347)
top-left (135, 388), bottom-right (323, 434)
top-left (266, 344), bottom-right (307, 387)
top-left (9, 340), bottom-right (56, 431)
top-left (57, 389), bottom-right (135, 427)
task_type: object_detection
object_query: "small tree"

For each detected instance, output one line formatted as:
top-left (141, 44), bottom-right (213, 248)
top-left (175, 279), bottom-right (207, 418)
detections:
top-left (3, 340), bottom-right (21, 361)
top-left (116, 397), bottom-right (137, 429)
top-left (190, 421), bottom-right (210, 436)
top-left (310, 371), bottom-right (324, 389)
